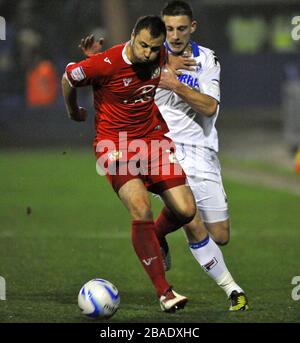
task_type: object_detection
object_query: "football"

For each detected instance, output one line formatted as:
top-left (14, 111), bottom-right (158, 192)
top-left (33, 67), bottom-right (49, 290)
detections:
top-left (78, 278), bottom-right (120, 319)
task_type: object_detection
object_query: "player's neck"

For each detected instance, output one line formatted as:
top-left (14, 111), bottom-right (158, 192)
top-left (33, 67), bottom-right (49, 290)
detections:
top-left (182, 43), bottom-right (192, 57)
top-left (169, 42), bottom-right (192, 57)
top-left (125, 43), bottom-right (135, 64)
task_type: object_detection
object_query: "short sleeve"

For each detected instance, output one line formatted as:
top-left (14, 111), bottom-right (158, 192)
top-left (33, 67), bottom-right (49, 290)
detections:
top-left (65, 53), bottom-right (110, 87)
top-left (199, 50), bottom-right (221, 103)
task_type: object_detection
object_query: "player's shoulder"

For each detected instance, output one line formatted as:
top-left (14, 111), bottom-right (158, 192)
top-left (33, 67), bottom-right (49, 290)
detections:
top-left (104, 43), bottom-right (126, 60)
top-left (89, 43), bottom-right (126, 73)
top-left (192, 41), bottom-right (220, 68)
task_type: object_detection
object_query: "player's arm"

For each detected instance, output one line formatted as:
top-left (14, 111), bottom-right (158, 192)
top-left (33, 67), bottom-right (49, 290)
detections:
top-left (62, 51), bottom-right (107, 121)
top-left (61, 74), bottom-right (87, 121)
top-left (159, 67), bottom-right (218, 117)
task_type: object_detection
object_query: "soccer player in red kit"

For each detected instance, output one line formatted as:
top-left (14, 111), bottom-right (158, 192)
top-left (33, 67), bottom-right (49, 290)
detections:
top-left (62, 15), bottom-right (200, 312)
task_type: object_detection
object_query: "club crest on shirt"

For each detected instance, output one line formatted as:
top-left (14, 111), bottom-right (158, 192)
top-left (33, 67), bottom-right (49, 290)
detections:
top-left (123, 78), bottom-right (132, 87)
top-left (195, 62), bottom-right (202, 72)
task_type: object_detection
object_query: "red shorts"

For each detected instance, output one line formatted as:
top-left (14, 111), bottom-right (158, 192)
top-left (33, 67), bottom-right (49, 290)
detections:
top-left (93, 136), bottom-right (186, 194)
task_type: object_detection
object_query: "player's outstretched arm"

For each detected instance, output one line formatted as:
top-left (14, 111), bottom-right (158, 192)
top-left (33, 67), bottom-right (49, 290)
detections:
top-left (61, 75), bottom-right (88, 122)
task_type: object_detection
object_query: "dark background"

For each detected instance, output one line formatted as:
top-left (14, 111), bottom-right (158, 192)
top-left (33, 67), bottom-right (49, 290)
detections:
top-left (0, 0), bottom-right (300, 149)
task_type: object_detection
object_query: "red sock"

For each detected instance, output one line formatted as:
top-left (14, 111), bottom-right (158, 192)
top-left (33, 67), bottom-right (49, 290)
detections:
top-left (154, 207), bottom-right (184, 242)
top-left (132, 220), bottom-right (170, 297)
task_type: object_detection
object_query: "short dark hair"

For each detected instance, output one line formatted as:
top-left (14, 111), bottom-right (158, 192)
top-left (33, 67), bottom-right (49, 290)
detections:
top-left (161, 1), bottom-right (194, 21)
top-left (133, 15), bottom-right (166, 39)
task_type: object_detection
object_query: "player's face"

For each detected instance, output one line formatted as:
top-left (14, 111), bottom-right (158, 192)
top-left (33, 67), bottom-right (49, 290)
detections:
top-left (131, 29), bottom-right (165, 64)
top-left (163, 15), bottom-right (197, 54)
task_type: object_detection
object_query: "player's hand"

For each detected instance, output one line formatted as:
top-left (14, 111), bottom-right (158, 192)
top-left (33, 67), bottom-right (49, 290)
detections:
top-left (69, 107), bottom-right (88, 122)
top-left (79, 34), bottom-right (104, 57)
top-left (168, 54), bottom-right (197, 75)
top-left (159, 67), bottom-right (180, 91)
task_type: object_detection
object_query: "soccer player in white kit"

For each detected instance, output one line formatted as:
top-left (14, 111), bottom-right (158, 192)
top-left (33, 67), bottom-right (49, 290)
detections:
top-left (154, 0), bottom-right (249, 311)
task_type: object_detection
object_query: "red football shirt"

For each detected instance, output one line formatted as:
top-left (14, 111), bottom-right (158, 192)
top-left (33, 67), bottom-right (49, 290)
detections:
top-left (65, 43), bottom-right (168, 142)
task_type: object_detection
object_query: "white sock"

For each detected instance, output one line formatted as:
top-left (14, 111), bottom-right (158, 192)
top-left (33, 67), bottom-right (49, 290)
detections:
top-left (189, 235), bottom-right (243, 297)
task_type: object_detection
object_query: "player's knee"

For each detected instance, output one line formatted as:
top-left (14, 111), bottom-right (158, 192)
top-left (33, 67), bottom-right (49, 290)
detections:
top-left (130, 203), bottom-right (153, 221)
top-left (214, 233), bottom-right (230, 246)
top-left (177, 203), bottom-right (196, 225)
top-left (210, 225), bottom-right (230, 246)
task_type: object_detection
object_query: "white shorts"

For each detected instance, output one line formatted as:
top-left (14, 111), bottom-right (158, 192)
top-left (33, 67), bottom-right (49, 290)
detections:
top-left (175, 143), bottom-right (229, 223)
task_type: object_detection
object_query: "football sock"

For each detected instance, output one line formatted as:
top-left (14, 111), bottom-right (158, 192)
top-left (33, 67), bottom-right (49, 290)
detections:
top-left (189, 235), bottom-right (243, 297)
top-left (132, 220), bottom-right (170, 297)
top-left (155, 207), bottom-right (185, 242)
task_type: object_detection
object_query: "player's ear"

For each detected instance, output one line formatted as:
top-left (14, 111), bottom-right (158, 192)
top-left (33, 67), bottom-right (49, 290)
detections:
top-left (130, 32), bottom-right (135, 45)
top-left (190, 20), bottom-right (197, 34)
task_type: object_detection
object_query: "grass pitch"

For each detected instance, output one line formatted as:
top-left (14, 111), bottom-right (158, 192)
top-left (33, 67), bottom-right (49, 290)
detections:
top-left (0, 149), bottom-right (299, 323)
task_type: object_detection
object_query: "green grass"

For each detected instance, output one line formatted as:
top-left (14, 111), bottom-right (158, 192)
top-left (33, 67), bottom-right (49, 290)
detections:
top-left (221, 155), bottom-right (299, 180)
top-left (0, 149), bottom-right (300, 323)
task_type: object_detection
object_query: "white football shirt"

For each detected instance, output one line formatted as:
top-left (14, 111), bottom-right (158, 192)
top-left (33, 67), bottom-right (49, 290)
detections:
top-left (155, 41), bottom-right (221, 152)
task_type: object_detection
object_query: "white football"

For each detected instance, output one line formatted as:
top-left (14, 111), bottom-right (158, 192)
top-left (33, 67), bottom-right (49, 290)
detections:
top-left (78, 278), bottom-right (120, 319)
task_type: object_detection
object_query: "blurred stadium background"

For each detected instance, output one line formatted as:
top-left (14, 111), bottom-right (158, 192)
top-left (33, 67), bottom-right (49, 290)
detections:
top-left (1, 0), bottom-right (300, 154)
top-left (0, 0), bottom-right (300, 323)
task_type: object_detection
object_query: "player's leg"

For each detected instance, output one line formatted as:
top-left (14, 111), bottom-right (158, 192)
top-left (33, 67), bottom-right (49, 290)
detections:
top-left (205, 220), bottom-right (230, 246)
top-left (118, 177), bottom-right (153, 221)
top-left (183, 217), bottom-right (248, 310)
top-left (158, 184), bottom-right (244, 300)
top-left (159, 183), bottom-right (207, 242)
top-left (184, 178), bottom-right (248, 310)
top-left (151, 141), bottom-right (205, 268)
top-left (153, 143), bottom-right (248, 309)
top-left (150, 138), bottom-right (240, 308)
top-left (156, 179), bottom-right (248, 310)
top-left (154, 168), bottom-right (231, 256)
top-left (194, 177), bottom-right (230, 246)
top-left (154, 143), bottom-right (208, 250)
top-left (118, 178), bottom-right (187, 311)
top-left (160, 184), bottom-right (195, 224)
top-left (118, 178), bottom-right (168, 296)
top-left (154, 184), bottom-right (207, 271)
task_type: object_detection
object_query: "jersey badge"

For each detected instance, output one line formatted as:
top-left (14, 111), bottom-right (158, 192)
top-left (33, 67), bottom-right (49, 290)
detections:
top-left (70, 66), bottom-right (86, 82)
top-left (195, 62), bottom-right (202, 72)
top-left (123, 78), bottom-right (132, 87)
